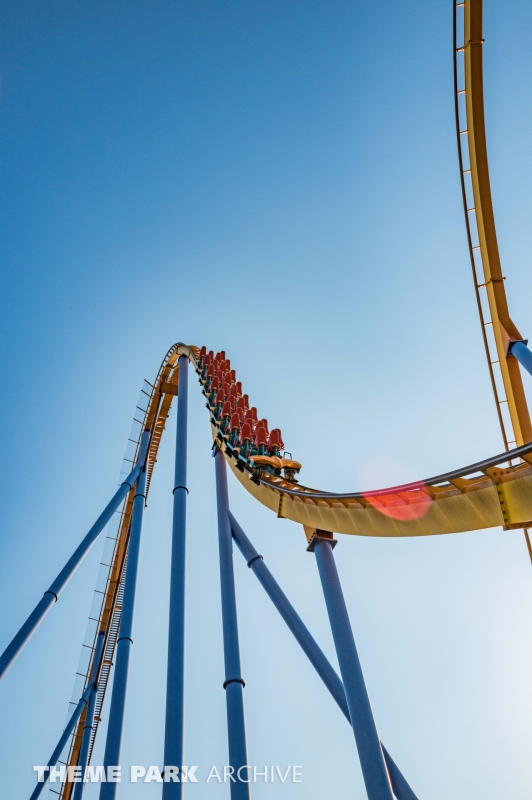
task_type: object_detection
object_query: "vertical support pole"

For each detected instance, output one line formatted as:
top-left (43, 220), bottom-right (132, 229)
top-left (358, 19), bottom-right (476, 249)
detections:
top-left (163, 355), bottom-right (189, 798)
top-left (313, 537), bottom-right (394, 800)
top-left (230, 513), bottom-right (419, 800)
top-left (99, 430), bottom-right (150, 800)
top-left (214, 450), bottom-right (250, 800)
top-left (72, 631), bottom-right (106, 800)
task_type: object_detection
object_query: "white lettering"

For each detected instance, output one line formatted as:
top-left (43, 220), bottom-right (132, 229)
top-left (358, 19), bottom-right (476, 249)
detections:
top-left (33, 767), bottom-right (49, 783)
top-left (275, 766), bottom-right (291, 783)
top-left (144, 766), bottom-right (163, 783)
top-left (207, 766), bottom-right (222, 783)
top-left (50, 765), bottom-right (66, 783)
top-left (254, 766), bottom-right (268, 782)
top-left (107, 766), bottom-right (121, 782)
top-left (293, 766), bottom-right (302, 783)
top-left (86, 766), bottom-right (106, 782)
top-left (237, 766), bottom-right (251, 783)
top-left (67, 766), bottom-right (82, 783)
top-left (224, 766), bottom-right (235, 783)
top-left (131, 766), bottom-right (146, 783)
top-left (164, 766), bottom-right (180, 782)
top-left (181, 766), bottom-right (198, 783)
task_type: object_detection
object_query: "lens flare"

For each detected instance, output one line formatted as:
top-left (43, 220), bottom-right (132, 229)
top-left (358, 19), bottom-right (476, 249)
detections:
top-left (359, 458), bottom-right (432, 522)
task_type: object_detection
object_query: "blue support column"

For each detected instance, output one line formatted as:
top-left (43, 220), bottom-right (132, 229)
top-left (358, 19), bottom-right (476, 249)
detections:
top-left (0, 463), bottom-right (142, 682)
top-left (99, 430), bottom-right (150, 800)
top-left (29, 685), bottom-right (93, 800)
top-left (313, 536), bottom-right (394, 800)
top-left (72, 631), bottom-right (106, 800)
top-left (29, 630), bottom-right (107, 800)
top-left (214, 451), bottom-right (250, 800)
top-left (229, 512), bottom-right (419, 800)
top-left (163, 355), bottom-right (189, 798)
top-left (229, 512), bottom-right (350, 717)
top-left (510, 341), bottom-right (532, 377)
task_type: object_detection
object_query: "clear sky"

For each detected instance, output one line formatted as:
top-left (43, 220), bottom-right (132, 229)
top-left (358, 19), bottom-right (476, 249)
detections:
top-left (1, 1), bottom-right (532, 798)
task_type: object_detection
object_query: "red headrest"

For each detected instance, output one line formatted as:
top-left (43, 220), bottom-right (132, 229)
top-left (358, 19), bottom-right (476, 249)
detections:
top-left (255, 426), bottom-right (268, 446)
top-left (241, 422), bottom-right (252, 441)
top-left (215, 388), bottom-right (224, 404)
top-left (222, 401), bottom-right (232, 417)
top-left (268, 429), bottom-right (284, 449)
top-left (200, 346), bottom-right (207, 357)
top-left (230, 412), bottom-right (241, 430)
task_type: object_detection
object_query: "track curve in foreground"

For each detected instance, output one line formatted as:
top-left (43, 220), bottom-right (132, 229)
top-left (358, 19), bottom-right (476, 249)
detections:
top-left (61, 337), bottom-right (532, 796)
top-left (151, 343), bottom-right (532, 538)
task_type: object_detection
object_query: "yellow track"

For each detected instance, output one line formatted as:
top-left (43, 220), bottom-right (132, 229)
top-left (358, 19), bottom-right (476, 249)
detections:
top-left (60, 0), bottom-right (532, 789)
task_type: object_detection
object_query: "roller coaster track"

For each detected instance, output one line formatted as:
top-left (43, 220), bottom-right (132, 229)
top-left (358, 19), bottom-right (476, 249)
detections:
top-left (453, 0), bottom-right (531, 449)
top-left (50, 0), bottom-right (532, 794)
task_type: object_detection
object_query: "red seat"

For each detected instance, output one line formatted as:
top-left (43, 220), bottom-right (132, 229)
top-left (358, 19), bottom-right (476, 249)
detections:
top-left (230, 412), bottom-right (241, 430)
top-left (215, 388), bottom-right (224, 404)
top-left (255, 426), bottom-right (268, 446)
top-left (222, 400), bottom-right (232, 418)
top-left (240, 421), bottom-right (252, 442)
top-left (268, 429), bottom-right (284, 451)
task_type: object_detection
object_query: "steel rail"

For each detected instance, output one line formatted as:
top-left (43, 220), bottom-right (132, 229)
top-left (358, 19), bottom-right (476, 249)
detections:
top-left (453, 0), bottom-right (531, 447)
top-left (255, 440), bottom-right (532, 501)
top-left (56, 329), bottom-right (532, 785)
top-left (453, 0), bottom-right (532, 558)
top-left (58, 344), bottom-right (199, 799)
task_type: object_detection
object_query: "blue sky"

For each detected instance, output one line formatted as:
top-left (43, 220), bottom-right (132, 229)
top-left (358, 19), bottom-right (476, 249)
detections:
top-left (1, 1), bottom-right (532, 798)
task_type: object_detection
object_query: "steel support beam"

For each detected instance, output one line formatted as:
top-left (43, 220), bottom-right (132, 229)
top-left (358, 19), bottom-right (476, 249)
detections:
top-left (229, 512), bottom-right (349, 715)
top-left (314, 537), bottom-right (394, 800)
top-left (99, 430), bottom-right (150, 800)
top-left (163, 355), bottom-right (189, 798)
top-left (72, 631), bottom-right (106, 800)
top-left (0, 463), bottom-right (143, 682)
top-left (511, 341), bottom-right (532, 378)
top-left (28, 631), bottom-right (106, 800)
top-left (229, 512), bottom-right (418, 800)
top-left (214, 451), bottom-right (250, 800)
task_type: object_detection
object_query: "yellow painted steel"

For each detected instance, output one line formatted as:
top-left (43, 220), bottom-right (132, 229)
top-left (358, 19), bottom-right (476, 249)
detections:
top-left (60, 2), bottom-right (532, 782)
top-left (225, 435), bottom-right (532, 537)
top-left (463, 0), bottom-right (532, 445)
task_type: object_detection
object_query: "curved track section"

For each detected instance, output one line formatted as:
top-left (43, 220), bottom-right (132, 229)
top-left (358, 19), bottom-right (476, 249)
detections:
top-left (454, 0), bottom-right (531, 447)
top-left (58, 1), bottom-right (532, 787)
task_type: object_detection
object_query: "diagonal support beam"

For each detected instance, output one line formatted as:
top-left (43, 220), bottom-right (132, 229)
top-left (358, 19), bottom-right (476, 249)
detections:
top-left (229, 512), bottom-right (418, 800)
top-left (29, 631), bottom-right (106, 800)
top-left (0, 457), bottom-right (145, 683)
top-left (72, 631), bottom-right (106, 800)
